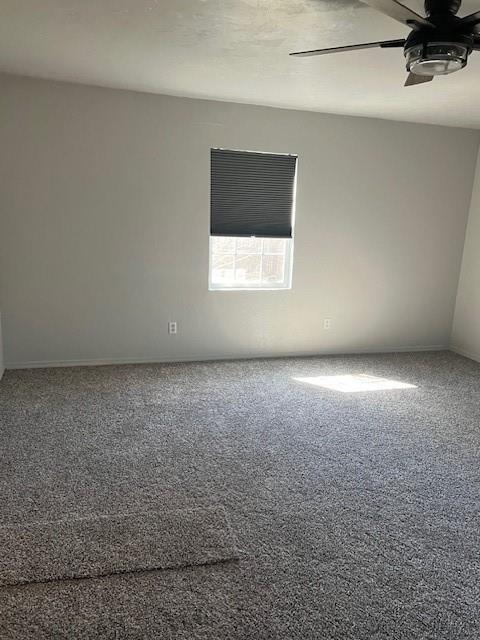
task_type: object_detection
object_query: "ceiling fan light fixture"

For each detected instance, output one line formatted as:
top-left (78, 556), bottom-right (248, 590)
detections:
top-left (405, 42), bottom-right (470, 76)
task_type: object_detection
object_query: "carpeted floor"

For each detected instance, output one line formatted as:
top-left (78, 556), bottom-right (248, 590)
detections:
top-left (0, 351), bottom-right (479, 639)
top-left (0, 506), bottom-right (239, 587)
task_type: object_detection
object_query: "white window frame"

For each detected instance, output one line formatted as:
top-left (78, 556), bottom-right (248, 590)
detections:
top-left (208, 236), bottom-right (294, 291)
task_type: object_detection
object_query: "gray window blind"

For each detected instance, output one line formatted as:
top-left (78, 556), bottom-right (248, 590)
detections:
top-left (210, 148), bottom-right (297, 238)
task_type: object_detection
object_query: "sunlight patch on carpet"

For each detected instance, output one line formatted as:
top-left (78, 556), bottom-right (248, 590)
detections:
top-left (293, 374), bottom-right (417, 393)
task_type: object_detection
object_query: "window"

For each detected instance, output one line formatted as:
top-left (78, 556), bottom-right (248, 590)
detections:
top-left (209, 148), bottom-right (297, 291)
top-left (209, 236), bottom-right (293, 290)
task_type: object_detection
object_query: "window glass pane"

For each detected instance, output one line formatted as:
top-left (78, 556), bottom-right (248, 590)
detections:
top-left (209, 236), bottom-right (292, 289)
top-left (236, 237), bottom-right (262, 254)
top-left (263, 238), bottom-right (287, 254)
top-left (235, 254), bottom-right (261, 283)
top-left (262, 254), bottom-right (285, 283)
top-left (212, 237), bottom-right (235, 253)
top-left (211, 253), bottom-right (235, 284)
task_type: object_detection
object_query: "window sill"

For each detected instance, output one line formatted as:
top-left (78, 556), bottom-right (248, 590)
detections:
top-left (209, 286), bottom-right (292, 292)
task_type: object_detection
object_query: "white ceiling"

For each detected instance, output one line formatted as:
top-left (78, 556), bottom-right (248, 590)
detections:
top-left (1, 0), bottom-right (480, 127)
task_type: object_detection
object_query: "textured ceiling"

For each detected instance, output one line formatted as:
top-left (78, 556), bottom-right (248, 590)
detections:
top-left (1, 0), bottom-right (480, 127)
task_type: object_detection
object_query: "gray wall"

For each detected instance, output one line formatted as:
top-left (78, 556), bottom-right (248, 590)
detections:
top-left (452, 148), bottom-right (480, 362)
top-left (0, 312), bottom-right (4, 378)
top-left (0, 73), bottom-right (478, 367)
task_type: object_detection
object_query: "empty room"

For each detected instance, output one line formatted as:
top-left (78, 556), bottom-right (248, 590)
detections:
top-left (1, 0), bottom-right (480, 638)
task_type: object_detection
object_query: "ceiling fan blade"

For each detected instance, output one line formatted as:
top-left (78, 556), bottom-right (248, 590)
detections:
top-left (362, 0), bottom-right (433, 28)
top-left (290, 39), bottom-right (405, 57)
top-left (404, 72), bottom-right (434, 86)
top-left (458, 10), bottom-right (480, 28)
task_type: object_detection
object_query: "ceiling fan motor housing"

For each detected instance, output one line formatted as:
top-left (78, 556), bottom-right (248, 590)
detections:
top-left (424, 0), bottom-right (462, 18)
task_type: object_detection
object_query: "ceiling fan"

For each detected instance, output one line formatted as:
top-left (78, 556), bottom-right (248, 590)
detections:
top-left (290, 0), bottom-right (480, 85)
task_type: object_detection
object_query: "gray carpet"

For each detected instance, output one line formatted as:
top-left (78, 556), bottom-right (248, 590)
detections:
top-left (0, 506), bottom-right (238, 587)
top-left (0, 351), bottom-right (479, 639)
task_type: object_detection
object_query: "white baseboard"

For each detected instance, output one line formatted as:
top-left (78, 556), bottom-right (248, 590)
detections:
top-left (449, 344), bottom-right (480, 364)
top-left (5, 344), bottom-right (448, 370)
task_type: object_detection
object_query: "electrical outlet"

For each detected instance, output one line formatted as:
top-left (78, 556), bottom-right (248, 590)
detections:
top-left (168, 321), bottom-right (177, 335)
top-left (323, 318), bottom-right (332, 330)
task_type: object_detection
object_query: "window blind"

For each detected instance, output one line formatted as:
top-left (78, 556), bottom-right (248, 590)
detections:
top-left (210, 148), bottom-right (297, 238)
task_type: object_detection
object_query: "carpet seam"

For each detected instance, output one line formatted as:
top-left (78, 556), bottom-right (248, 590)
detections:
top-left (0, 556), bottom-right (241, 590)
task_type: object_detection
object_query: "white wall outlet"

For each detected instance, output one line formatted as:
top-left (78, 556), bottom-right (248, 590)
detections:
top-left (323, 318), bottom-right (332, 330)
top-left (168, 321), bottom-right (177, 335)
